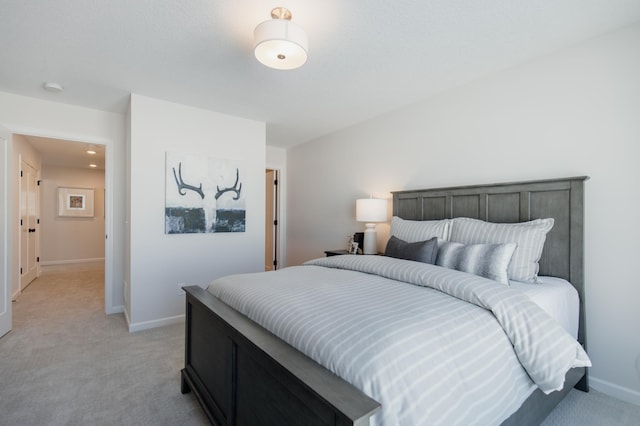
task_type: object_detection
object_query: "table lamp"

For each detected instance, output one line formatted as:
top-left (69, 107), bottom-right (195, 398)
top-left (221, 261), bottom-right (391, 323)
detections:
top-left (356, 198), bottom-right (387, 254)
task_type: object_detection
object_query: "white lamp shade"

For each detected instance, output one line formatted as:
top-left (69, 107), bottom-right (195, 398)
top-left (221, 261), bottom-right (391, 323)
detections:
top-left (254, 19), bottom-right (308, 70)
top-left (356, 198), bottom-right (387, 223)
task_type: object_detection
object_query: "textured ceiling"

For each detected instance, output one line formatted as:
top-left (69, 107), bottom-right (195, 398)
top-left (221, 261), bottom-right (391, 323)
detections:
top-left (2, 0), bottom-right (640, 151)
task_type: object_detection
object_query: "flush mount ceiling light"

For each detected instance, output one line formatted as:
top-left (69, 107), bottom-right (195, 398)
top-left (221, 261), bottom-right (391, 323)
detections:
top-left (254, 7), bottom-right (308, 70)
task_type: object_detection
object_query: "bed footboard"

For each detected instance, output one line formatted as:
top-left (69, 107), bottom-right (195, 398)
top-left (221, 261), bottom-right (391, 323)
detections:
top-left (501, 366), bottom-right (586, 425)
top-left (181, 286), bottom-right (380, 426)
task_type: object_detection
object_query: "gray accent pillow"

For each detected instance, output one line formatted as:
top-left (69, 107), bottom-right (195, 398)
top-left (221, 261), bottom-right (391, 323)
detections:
top-left (449, 217), bottom-right (554, 283)
top-left (390, 216), bottom-right (451, 243)
top-left (384, 236), bottom-right (439, 265)
top-left (436, 241), bottom-right (517, 285)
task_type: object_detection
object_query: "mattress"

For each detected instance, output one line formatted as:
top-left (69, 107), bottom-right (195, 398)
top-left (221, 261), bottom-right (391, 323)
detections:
top-left (207, 256), bottom-right (590, 426)
top-left (511, 277), bottom-right (579, 339)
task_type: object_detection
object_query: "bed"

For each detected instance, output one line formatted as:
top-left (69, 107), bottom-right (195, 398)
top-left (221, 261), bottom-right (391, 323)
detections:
top-left (181, 176), bottom-right (590, 425)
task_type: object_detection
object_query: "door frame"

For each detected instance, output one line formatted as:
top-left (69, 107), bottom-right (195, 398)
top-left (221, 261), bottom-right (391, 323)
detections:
top-left (0, 126), bottom-right (12, 337)
top-left (2, 125), bottom-right (115, 315)
top-left (265, 169), bottom-right (278, 271)
top-left (265, 165), bottom-right (285, 270)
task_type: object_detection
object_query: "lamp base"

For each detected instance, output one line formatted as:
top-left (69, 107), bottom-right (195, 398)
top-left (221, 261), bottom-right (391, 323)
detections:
top-left (362, 223), bottom-right (377, 255)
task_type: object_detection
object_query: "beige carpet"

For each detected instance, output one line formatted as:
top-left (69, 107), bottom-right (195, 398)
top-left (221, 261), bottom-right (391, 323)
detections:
top-left (0, 263), bottom-right (209, 426)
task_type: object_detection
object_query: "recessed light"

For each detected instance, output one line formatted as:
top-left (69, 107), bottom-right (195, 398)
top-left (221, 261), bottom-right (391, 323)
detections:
top-left (43, 82), bottom-right (64, 92)
top-left (89, 164), bottom-right (97, 168)
top-left (86, 150), bottom-right (97, 155)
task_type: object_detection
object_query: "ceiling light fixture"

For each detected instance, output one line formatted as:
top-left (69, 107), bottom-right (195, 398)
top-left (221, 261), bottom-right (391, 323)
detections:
top-left (43, 82), bottom-right (64, 92)
top-left (86, 149), bottom-right (97, 155)
top-left (89, 164), bottom-right (97, 168)
top-left (254, 7), bottom-right (308, 70)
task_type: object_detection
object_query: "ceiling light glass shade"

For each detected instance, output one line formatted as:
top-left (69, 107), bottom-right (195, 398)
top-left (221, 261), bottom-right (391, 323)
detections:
top-left (254, 16), bottom-right (308, 70)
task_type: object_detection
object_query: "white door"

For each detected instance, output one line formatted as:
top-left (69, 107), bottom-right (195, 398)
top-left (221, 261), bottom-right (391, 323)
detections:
top-left (0, 126), bottom-right (12, 337)
top-left (20, 160), bottom-right (39, 288)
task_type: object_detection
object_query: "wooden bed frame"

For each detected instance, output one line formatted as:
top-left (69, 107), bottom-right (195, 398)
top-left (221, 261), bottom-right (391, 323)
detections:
top-left (182, 176), bottom-right (589, 425)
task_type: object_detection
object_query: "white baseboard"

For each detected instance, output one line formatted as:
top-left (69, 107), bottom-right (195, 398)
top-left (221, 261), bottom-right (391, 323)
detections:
top-left (107, 304), bottom-right (124, 315)
top-left (40, 258), bottom-right (105, 266)
top-left (590, 376), bottom-right (640, 406)
top-left (128, 314), bottom-right (185, 333)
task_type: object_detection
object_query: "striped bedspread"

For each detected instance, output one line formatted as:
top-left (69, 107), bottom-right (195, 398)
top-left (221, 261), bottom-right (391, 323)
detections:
top-left (207, 255), bottom-right (591, 426)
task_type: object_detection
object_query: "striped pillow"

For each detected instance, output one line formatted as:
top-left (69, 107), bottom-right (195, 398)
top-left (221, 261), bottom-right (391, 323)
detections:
top-left (390, 216), bottom-right (451, 243)
top-left (436, 241), bottom-right (517, 285)
top-left (449, 217), bottom-right (554, 283)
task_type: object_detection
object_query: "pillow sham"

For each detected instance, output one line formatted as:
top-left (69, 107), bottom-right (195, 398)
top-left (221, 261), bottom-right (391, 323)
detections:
top-left (390, 216), bottom-right (451, 243)
top-left (384, 236), bottom-right (438, 264)
top-left (449, 217), bottom-right (554, 283)
top-left (436, 241), bottom-right (517, 285)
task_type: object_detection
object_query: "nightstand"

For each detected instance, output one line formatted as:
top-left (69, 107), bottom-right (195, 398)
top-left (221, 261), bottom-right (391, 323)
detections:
top-left (324, 249), bottom-right (351, 257)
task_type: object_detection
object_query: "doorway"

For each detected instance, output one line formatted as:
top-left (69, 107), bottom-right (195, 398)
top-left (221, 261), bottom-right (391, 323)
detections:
top-left (14, 134), bottom-right (107, 310)
top-left (265, 169), bottom-right (279, 271)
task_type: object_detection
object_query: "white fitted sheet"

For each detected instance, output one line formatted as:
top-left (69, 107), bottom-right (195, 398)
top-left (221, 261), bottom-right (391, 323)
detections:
top-left (510, 276), bottom-right (579, 339)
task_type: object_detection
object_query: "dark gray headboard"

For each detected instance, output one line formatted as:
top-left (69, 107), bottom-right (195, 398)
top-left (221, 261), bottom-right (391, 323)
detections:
top-left (392, 176), bottom-right (588, 347)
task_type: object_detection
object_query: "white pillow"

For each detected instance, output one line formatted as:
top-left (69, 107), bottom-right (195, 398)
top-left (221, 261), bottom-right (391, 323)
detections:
top-left (390, 216), bottom-right (451, 243)
top-left (449, 217), bottom-right (554, 283)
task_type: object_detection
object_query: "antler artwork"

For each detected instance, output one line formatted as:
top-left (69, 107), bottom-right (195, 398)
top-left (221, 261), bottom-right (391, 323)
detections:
top-left (215, 168), bottom-right (242, 200)
top-left (173, 162), bottom-right (205, 199)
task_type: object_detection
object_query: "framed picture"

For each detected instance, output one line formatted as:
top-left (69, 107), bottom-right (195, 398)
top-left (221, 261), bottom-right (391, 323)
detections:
top-left (57, 187), bottom-right (94, 217)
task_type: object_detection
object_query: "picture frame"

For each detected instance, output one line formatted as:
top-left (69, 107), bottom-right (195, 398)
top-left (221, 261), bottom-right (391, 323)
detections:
top-left (57, 187), bottom-right (94, 217)
top-left (353, 232), bottom-right (364, 254)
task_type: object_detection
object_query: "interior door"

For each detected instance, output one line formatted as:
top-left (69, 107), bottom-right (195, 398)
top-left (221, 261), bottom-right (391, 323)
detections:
top-left (264, 169), bottom-right (278, 271)
top-left (20, 160), bottom-right (38, 288)
top-left (0, 126), bottom-right (12, 337)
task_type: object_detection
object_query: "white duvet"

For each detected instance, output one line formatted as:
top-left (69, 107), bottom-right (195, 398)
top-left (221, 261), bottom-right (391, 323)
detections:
top-left (208, 255), bottom-right (590, 426)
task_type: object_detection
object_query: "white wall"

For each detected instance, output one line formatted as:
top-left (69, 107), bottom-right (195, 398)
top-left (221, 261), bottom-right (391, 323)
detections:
top-left (127, 94), bottom-right (265, 331)
top-left (12, 134), bottom-right (41, 168)
top-left (287, 24), bottom-right (640, 404)
top-left (0, 92), bottom-right (126, 314)
top-left (267, 145), bottom-right (286, 169)
top-left (40, 165), bottom-right (105, 264)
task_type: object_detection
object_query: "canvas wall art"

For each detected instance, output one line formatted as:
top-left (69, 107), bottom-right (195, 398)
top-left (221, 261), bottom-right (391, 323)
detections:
top-left (165, 152), bottom-right (245, 234)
